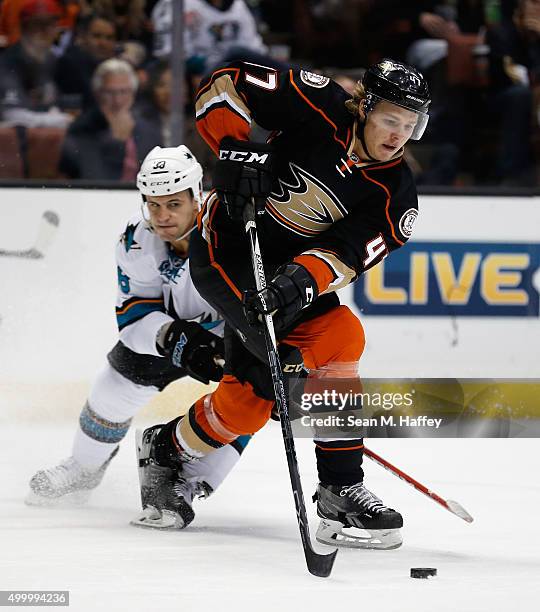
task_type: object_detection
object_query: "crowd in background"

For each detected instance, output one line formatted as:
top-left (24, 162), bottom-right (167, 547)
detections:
top-left (0, 0), bottom-right (539, 188)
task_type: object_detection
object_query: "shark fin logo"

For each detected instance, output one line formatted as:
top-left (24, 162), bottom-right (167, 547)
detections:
top-left (267, 163), bottom-right (347, 236)
top-left (121, 222), bottom-right (140, 252)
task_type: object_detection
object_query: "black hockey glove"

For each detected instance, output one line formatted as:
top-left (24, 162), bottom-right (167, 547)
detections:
top-left (243, 263), bottom-right (318, 330)
top-left (157, 320), bottom-right (224, 384)
top-left (213, 137), bottom-right (275, 221)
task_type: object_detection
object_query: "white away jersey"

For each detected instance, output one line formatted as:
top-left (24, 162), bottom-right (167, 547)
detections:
top-left (115, 213), bottom-right (223, 356)
top-left (152, 0), bottom-right (265, 64)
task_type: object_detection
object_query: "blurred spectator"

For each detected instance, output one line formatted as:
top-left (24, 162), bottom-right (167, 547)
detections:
top-left (488, 0), bottom-right (540, 86)
top-left (136, 59), bottom-right (172, 145)
top-left (0, 0), bottom-right (73, 127)
top-left (359, 1), bottom-right (442, 65)
top-left (92, 0), bottom-right (152, 57)
top-left (0, 0), bottom-right (82, 49)
top-left (59, 58), bottom-right (160, 180)
top-left (136, 58), bottom-right (216, 186)
top-left (291, 0), bottom-right (371, 67)
top-left (54, 12), bottom-right (117, 109)
top-left (152, 0), bottom-right (267, 77)
top-left (484, 0), bottom-right (539, 183)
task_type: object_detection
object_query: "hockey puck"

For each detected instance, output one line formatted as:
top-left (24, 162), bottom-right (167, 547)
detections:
top-left (410, 568), bottom-right (437, 579)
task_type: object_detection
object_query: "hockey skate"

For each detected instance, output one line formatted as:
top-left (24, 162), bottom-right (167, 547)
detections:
top-left (130, 426), bottom-right (211, 530)
top-left (314, 482), bottom-right (403, 550)
top-left (25, 447), bottom-right (119, 507)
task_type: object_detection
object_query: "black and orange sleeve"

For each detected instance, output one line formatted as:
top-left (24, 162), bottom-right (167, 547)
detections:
top-left (195, 62), bottom-right (348, 156)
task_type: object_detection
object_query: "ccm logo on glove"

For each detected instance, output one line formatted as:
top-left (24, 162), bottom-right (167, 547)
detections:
top-left (219, 150), bottom-right (270, 164)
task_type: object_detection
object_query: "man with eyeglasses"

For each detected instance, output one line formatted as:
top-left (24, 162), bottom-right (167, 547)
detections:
top-left (59, 57), bottom-right (161, 180)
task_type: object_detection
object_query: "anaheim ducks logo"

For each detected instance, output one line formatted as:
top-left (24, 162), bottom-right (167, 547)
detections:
top-left (267, 163), bottom-right (347, 236)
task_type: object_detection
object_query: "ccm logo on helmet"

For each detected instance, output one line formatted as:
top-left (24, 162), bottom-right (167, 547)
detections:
top-left (219, 150), bottom-right (269, 164)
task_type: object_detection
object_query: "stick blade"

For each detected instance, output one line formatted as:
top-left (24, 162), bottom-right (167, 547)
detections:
top-left (306, 546), bottom-right (338, 578)
top-left (43, 210), bottom-right (60, 227)
top-left (446, 499), bottom-right (474, 523)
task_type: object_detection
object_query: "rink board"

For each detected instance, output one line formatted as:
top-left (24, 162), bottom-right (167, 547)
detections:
top-left (1, 189), bottom-right (539, 420)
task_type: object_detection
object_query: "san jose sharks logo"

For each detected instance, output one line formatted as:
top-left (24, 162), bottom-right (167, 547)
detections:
top-left (159, 250), bottom-right (187, 284)
top-left (121, 222), bottom-right (140, 252)
top-left (267, 163), bottom-right (347, 237)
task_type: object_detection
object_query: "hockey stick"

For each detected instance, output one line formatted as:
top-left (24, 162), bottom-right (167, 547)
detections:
top-left (0, 210), bottom-right (60, 259)
top-left (244, 199), bottom-right (337, 578)
top-left (363, 445), bottom-right (474, 523)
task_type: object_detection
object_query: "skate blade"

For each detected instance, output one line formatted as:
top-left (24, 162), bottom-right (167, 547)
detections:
top-left (130, 506), bottom-right (189, 530)
top-left (316, 519), bottom-right (403, 550)
top-left (134, 428), bottom-right (144, 508)
top-left (25, 489), bottom-right (91, 507)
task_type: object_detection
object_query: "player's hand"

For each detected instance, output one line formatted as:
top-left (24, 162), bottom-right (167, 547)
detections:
top-left (158, 320), bottom-right (224, 384)
top-left (243, 263), bottom-right (318, 329)
top-left (213, 137), bottom-right (275, 221)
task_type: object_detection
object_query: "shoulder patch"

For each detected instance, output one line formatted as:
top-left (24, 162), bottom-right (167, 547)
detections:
top-left (121, 222), bottom-right (141, 252)
top-left (300, 70), bottom-right (330, 88)
top-left (399, 208), bottom-right (418, 238)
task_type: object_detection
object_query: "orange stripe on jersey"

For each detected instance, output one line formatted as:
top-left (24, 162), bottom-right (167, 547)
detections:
top-left (311, 247), bottom-right (341, 258)
top-left (338, 157), bottom-right (356, 174)
top-left (294, 254), bottom-right (335, 294)
top-left (315, 443), bottom-right (365, 451)
top-left (196, 189), bottom-right (216, 230)
top-left (289, 71), bottom-right (347, 150)
top-left (205, 207), bottom-right (242, 300)
top-left (361, 169), bottom-right (404, 246)
top-left (115, 298), bottom-right (163, 315)
top-left (197, 107), bottom-right (250, 155)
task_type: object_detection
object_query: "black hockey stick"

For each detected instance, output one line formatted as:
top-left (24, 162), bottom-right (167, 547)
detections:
top-left (243, 199), bottom-right (337, 578)
top-left (0, 210), bottom-right (59, 259)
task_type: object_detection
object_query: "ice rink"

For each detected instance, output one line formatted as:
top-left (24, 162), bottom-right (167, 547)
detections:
top-left (3, 419), bottom-right (540, 612)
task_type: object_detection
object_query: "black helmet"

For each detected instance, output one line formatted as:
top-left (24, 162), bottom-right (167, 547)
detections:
top-left (362, 58), bottom-right (431, 140)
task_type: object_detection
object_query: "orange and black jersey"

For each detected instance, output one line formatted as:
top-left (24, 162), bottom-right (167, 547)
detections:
top-left (195, 62), bottom-right (419, 295)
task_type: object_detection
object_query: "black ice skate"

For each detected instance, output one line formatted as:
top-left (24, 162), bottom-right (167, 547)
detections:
top-left (26, 447), bottom-right (119, 506)
top-left (314, 482), bottom-right (403, 549)
top-left (130, 425), bottom-right (210, 530)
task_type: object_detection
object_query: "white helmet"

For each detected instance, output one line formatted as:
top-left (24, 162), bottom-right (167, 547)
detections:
top-left (136, 145), bottom-right (203, 207)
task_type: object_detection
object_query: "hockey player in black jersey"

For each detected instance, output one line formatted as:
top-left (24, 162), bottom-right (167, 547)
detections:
top-left (139, 59), bottom-right (430, 548)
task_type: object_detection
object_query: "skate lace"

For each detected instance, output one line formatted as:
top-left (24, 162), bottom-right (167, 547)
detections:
top-left (39, 458), bottom-right (91, 489)
top-left (340, 483), bottom-right (388, 512)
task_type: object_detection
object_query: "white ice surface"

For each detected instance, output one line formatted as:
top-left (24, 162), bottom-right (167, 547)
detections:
top-left (2, 422), bottom-right (540, 612)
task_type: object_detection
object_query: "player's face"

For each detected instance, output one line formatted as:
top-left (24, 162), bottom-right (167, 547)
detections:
top-left (146, 190), bottom-right (197, 243)
top-left (363, 101), bottom-right (418, 161)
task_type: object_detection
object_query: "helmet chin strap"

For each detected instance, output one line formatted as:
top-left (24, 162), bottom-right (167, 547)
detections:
top-left (173, 224), bottom-right (196, 243)
top-left (356, 118), bottom-right (381, 163)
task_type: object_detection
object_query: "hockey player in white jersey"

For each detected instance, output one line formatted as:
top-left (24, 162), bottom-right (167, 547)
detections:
top-left (27, 145), bottom-right (251, 529)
